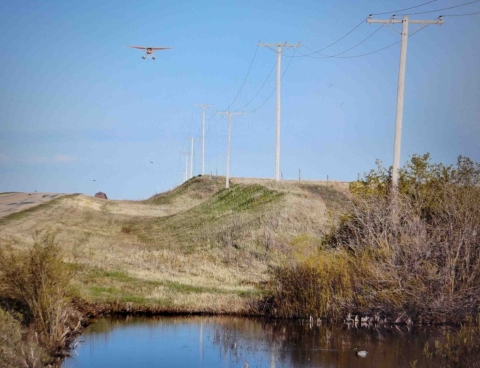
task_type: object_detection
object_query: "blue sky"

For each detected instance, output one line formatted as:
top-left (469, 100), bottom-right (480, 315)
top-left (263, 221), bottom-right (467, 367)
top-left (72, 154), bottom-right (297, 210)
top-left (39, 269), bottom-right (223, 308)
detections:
top-left (1, 0), bottom-right (479, 199)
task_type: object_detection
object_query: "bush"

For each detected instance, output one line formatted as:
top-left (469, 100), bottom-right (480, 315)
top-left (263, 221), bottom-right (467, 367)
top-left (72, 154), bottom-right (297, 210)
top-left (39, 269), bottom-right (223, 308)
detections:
top-left (0, 232), bottom-right (82, 358)
top-left (268, 154), bottom-right (480, 322)
top-left (341, 154), bottom-right (480, 321)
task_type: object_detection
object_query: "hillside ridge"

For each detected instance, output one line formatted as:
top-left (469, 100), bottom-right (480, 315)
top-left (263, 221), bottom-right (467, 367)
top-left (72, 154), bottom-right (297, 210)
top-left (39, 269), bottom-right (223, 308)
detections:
top-left (0, 176), bottom-right (350, 314)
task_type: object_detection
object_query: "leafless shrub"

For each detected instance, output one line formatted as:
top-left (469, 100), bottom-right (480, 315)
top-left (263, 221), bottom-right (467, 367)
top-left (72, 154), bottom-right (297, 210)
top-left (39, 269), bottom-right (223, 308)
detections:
top-left (268, 155), bottom-right (480, 322)
top-left (334, 154), bottom-right (480, 321)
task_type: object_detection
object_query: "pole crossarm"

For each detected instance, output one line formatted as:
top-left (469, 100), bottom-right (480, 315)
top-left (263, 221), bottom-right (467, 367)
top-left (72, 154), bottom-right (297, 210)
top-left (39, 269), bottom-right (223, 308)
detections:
top-left (258, 41), bottom-right (301, 182)
top-left (194, 104), bottom-right (213, 176)
top-left (367, 16), bottom-right (444, 25)
top-left (366, 15), bottom-right (444, 188)
top-left (215, 111), bottom-right (245, 117)
top-left (258, 42), bottom-right (301, 49)
top-left (216, 111), bottom-right (245, 189)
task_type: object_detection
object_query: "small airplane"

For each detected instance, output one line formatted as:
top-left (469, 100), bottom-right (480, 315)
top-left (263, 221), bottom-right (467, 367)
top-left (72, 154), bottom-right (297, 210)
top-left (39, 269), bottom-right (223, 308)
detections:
top-left (127, 46), bottom-right (172, 60)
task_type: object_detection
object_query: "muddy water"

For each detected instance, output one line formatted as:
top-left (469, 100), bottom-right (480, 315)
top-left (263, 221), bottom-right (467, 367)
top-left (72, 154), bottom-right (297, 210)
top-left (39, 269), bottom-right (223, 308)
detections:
top-left (63, 316), bottom-right (446, 367)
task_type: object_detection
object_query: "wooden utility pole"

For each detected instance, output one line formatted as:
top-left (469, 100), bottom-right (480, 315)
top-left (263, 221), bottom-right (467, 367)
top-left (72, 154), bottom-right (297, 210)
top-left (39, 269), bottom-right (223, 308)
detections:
top-left (258, 42), bottom-right (301, 182)
top-left (216, 111), bottom-right (245, 189)
top-left (367, 15), bottom-right (444, 187)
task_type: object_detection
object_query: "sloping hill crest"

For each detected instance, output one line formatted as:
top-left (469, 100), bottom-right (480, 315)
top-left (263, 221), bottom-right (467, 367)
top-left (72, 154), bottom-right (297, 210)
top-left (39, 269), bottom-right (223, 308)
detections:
top-left (0, 176), bottom-right (350, 313)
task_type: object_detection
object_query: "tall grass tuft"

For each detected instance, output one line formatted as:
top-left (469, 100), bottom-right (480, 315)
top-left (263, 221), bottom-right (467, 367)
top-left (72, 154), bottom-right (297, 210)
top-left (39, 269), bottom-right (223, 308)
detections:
top-left (267, 239), bottom-right (402, 319)
top-left (0, 232), bottom-right (82, 359)
top-left (269, 248), bottom-right (355, 319)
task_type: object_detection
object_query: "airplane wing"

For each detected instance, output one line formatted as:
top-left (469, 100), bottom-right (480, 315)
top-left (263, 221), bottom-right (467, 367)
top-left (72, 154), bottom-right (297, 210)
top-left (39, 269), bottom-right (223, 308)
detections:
top-left (127, 46), bottom-right (172, 50)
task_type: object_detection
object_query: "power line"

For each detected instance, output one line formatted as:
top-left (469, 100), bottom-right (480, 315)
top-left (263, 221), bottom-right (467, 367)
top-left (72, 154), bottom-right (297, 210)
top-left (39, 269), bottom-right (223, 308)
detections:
top-left (441, 11), bottom-right (480, 16)
top-left (298, 17), bottom-right (368, 57)
top-left (398, 0), bottom-right (480, 15)
top-left (225, 45), bottom-right (259, 111)
top-left (322, 25), bottom-right (384, 57)
top-left (292, 1), bottom-right (441, 58)
top-left (245, 47), bottom-right (298, 114)
top-left (331, 23), bottom-right (430, 59)
top-left (205, 108), bottom-right (217, 121)
top-left (293, 25), bottom-right (384, 60)
top-left (293, 20), bottom-right (430, 61)
top-left (333, 40), bottom-right (400, 58)
top-left (234, 59), bottom-right (277, 112)
top-left (371, 0), bottom-right (438, 15)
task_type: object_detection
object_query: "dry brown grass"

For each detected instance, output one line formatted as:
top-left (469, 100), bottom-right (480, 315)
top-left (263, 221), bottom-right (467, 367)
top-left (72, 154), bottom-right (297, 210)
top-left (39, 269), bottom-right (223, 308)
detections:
top-left (0, 176), bottom-right (350, 315)
top-left (0, 308), bottom-right (48, 368)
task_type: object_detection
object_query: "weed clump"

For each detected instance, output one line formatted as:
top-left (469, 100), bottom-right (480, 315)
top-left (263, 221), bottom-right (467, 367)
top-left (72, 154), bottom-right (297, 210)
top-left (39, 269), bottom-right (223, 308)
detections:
top-left (0, 232), bottom-right (82, 362)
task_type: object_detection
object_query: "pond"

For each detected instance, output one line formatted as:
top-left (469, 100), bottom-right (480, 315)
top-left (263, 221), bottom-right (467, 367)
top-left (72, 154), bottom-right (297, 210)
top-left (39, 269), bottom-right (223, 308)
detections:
top-left (63, 316), bottom-right (446, 367)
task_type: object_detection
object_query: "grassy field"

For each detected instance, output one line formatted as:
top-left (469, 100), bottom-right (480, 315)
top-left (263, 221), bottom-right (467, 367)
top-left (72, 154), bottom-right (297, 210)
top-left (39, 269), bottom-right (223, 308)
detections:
top-left (0, 176), bottom-right (350, 315)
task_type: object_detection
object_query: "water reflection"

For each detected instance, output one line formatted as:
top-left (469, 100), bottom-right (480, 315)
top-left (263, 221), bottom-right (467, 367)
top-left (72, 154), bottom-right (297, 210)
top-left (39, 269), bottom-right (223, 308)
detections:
top-left (64, 316), bottom-right (446, 367)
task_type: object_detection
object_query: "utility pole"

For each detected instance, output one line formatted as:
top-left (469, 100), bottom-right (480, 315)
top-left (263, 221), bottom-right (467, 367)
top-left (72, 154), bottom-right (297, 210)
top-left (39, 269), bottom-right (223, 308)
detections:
top-left (194, 104), bottom-right (213, 175)
top-left (181, 152), bottom-right (189, 182)
top-left (216, 111), bottom-right (244, 189)
top-left (367, 15), bottom-right (443, 187)
top-left (258, 42), bottom-right (301, 182)
top-left (186, 138), bottom-right (196, 179)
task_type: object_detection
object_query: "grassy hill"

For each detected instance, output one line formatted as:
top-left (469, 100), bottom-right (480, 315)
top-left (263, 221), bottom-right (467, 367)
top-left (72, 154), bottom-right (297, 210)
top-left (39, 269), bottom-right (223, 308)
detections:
top-left (0, 176), bottom-right (350, 314)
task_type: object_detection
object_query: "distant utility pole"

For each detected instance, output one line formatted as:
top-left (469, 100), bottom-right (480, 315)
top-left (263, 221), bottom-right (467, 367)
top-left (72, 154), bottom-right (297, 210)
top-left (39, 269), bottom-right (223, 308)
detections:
top-left (181, 152), bottom-right (189, 182)
top-left (194, 104), bottom-right (213, 175)
top-left (258, 42), bottom-right (301, 182)
top-left (186, 137), bottom-right (196, 179)
top-left (216, 111), bottom-right (245, 189)
top-left (367, 15), bottom-right (444, 187)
